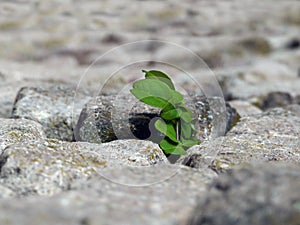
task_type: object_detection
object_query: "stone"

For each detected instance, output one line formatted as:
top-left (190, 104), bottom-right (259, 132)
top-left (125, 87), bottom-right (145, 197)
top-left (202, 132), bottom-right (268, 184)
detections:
top-left (0, 165), bottom-right (217, 225)
top-left (75, 94), bottom-right (238, 144)
top-left (187, 162), bottom-right (300, 225)
top-left (228, 100), bottom-right (262, 117)
top-left (285, 38), bottom-right (300, 50)
top-left (179, 108), bottom-right (300, 173)
top-left (294, 94), bottom-right (300, 104)
top-left (0, 139), bottom-right (168, 197)
top-left (225, 102), bottom-right (240, 132)
top-left (12, 85), bottom-right (91, 141)
top-left (218, 61), bottom-right (300, 100)
top-left (261, 91), bottom-right (293, 110)
top-left (284, 104), bottom-right (300, 117)
top-left (0, 0), bottom-right (300, 224)
top-left (0, 68), bottom-right (23, 118)
top-left (75, 94), bottom-right (214, 143)
top-left (75, 94), bottom-right (161, 143)
top-left (237, 36), bottom-right (271, 55)
top-left (0, 118), bottom-right (46, 153)
top-left (0, 185), bottom-right (15, 199)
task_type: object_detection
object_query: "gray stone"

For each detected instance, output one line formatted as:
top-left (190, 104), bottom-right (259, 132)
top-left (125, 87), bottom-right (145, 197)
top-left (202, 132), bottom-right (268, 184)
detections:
top-left (285, 38), bottom-right (300, 50)
top-left (294, 94), bottom-right (300, 104)
top-left (0, 86), bottom-right (15, 118)
top-left (187, 162), bottom-right (300, 225)
top-left (218, 61), bottom-right (300, 100)
top-left (0, 165), bottom-right (217, 225)
top-left (228, 100), bottom-right (262, 117)
top-left (179, 108), bottom-right (300, 173)
top-left (0, 118), bottom-right (46, 153)
top-left (225, 102), bottom-right (240, 132)
top-left (0, 0), bottom-right (300, 224)
top-left (261, 91), bottom-right (293, 110)
top-left (75, 94), bottom-right (161, 143)
top-left (0, 69), bottom-right (23, 118)
top-left (12, 85), bottom-right (91, 141)
top-left (0, 185), bottom-right (15, 198)
top-left (0, 139), bottom-right (168, 197)
top-left (75, 94), bottom-right (237, 144)
top-left (237, 36), bottom-right (272, 55)
top-left (284, 104), bottom-right (300, 117)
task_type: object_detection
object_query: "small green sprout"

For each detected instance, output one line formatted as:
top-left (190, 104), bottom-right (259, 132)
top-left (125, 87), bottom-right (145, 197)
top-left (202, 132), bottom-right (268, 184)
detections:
top-left (130, 70), bottom-right (200, 155)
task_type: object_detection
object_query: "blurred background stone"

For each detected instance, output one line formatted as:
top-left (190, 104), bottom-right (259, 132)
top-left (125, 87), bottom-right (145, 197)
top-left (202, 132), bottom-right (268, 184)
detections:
top-left (187, 162), bottom-right (300, 225)
top-left (12, 85), bottom-right (91, 141)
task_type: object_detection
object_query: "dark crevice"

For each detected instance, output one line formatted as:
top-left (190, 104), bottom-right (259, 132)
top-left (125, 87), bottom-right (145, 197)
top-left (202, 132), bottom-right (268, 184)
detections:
top-left (0, 151), bottom-right (8, 174)
top-left (129, 113), bottom-right (159, 140)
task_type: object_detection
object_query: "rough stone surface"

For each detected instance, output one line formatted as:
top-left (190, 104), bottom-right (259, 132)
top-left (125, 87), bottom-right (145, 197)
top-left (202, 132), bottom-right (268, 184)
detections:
top-left (218, 60), bottom-right (300, 100)
top-left (0, 185), bottom-right (15, 198)
top-left (0, 118), bottom-right (46, 153)
top-left (261, 91), bottom-right (293, 110)
top-left (0, 165), bottom-right (217, 225)
top-left (0, 65), bottom-right (85, 119)
top-left (179, 108), bottom-right (300, 172)
top-left (1, 0), bottom-right (300, 224)
top-left (0, 68), bottom-right (23, 118)
top-left (0, 85), bottom-right (16, 119)
top-left (225, 102), bottom-right (240, 132)
top-left (285, 104), bottom-right (300, 117)
top-left (75, 94), bottom-right (215, 143)
top-left (0, 139), bottom-right (168, 197)
top-left (75, 94), bottom-right (161, 143)
top-left (295, 95), bottom-right (300, 104)
top-left (228, 100), bottom-right (262, 117)
top-left (76, 94), bottom-right (238, 144)
top-left (187, 162), bottom-right (300, 225)
top-left (12, 85), bottom-right (91, 141)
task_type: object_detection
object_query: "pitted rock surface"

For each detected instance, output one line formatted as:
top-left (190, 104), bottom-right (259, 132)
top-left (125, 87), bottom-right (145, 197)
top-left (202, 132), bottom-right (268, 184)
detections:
top-left (0, 139), bottom-right (168, 197)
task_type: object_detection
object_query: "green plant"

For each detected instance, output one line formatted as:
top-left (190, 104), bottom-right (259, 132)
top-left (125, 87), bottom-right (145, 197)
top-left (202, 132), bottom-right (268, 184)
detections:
top-left (130, 70), bottom-right (200, 155)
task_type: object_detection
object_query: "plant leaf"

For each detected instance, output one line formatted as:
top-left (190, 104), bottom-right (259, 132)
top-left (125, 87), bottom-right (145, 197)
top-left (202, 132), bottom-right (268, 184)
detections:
top-left (159, 139), bottom-right (186, 155)
top-left (178, 106), bottom-right (193, 123)
top-left (130, 89), bottom-right (169, 108)
top-left (180, 120), bottom-right (192, 139)
top-left (161, 108), bottom-right (180, 120)
top-left (181, 139), bottom-right (201, 148)
top-left (132, 79), bottom-right (172, 99)
top-left (143, 70), bottom-right (175, 90)
top-left (162, 103), bottom-right (175, 112)
top-left (131, 79), bottom-right (183, 107)
top-left (159, 139), bottom-right (177, 153)
top-left (170, 145), bottom-right (187, 155)
top-left (154, 119), bottom-right (178, 143)
top-left (168, 91), bottom-right (184, 105)
top-left (130, 69), bottom-right (201, 156)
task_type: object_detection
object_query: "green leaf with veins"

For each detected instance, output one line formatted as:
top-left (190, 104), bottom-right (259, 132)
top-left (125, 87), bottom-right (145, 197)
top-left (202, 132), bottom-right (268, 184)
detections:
top-left (130, 79), bottom-right (183, 108)
top-left (159, 139), bottom-right (186, 155)
top-left (161, 108), bottom-right (180, 120)
top-left (154, 119), bottom-right (178, 143)
top-left (143, 70), bottom-right (176, 90)
top-left (180, 120), bottom-right (192, 139)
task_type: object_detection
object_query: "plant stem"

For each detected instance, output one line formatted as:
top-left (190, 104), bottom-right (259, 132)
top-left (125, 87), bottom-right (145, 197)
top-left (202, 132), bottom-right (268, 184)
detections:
top-left (176, 122), bottom-right (179, 140)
